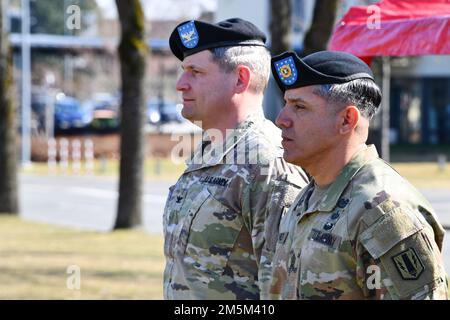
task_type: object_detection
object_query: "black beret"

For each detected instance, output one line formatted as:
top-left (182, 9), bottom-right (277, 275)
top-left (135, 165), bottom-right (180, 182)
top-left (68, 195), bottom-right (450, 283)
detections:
top-left (271, 50), bottom-right (375, 92)
top-left (169, 18), bottom-right (267, 61)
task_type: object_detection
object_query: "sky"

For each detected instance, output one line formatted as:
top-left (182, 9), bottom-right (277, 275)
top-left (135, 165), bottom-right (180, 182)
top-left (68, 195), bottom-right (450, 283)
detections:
top-left (95, 0), bottom-right (217, 20)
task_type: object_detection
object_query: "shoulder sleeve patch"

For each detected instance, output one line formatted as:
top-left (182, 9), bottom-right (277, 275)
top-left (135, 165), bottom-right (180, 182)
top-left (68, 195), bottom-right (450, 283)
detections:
top-left (379, 231), bottom-right (446, 298)
top-left (392, 247), bottom-right (424, 280)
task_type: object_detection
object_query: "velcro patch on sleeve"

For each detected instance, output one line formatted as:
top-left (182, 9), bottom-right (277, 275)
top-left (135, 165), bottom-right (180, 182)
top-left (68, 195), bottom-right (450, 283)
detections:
top-left (359, 205), bottom-right (423, 259)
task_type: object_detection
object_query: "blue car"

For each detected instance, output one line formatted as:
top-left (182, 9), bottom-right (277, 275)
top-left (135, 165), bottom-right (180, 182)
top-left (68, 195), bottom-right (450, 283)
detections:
top-left (54, 94), bottom-right (93, 132)
top-left (147, 99), bottom-right (185, 125)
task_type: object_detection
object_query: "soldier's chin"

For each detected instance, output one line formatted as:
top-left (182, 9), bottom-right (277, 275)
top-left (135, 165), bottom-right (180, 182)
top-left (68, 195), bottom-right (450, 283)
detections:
top-left (283, 150), bottom-right (302, 166)
top-left (282, 150), bottom-right (293, 162)
top-left (181, 108), bottom-right (202, 127)
top-left (181, 107), bottom-right (194, 120)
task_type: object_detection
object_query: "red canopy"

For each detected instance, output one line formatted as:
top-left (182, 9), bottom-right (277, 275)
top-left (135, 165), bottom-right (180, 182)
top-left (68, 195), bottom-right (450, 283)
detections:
top-left (329, 0), bottom-right (450, 57)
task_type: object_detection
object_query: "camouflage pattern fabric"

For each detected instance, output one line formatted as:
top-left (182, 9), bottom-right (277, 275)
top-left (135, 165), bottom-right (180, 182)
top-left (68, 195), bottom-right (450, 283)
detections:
top-left (163, 112), bottom-right (309, 299)
top-left (270, 145), bottom-right (448, 300)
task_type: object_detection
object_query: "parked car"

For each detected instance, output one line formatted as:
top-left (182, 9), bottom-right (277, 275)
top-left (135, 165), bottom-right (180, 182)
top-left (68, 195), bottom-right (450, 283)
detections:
top-left (88, 93), bottom-right (120, 132)
top-left (54, 93), bottom-right (93, 132)
top-left (147, 98), bottom-right (185, 125)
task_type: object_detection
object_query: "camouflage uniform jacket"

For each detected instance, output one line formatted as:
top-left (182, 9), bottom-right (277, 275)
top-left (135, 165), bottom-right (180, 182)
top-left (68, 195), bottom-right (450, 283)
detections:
top-left (163, 112), bottom-right (309, 299)
top-left (270, 145), bottom-right (448, 300)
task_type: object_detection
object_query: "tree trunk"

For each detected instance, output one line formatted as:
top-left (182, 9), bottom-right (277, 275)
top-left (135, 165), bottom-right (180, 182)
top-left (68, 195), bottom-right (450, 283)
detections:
top-left (0, 0), bottom-right (19, 214)
top-left (114, 0), bottom-right (147, 229)
top-left (269, 0), bottom-right (292, 56)
top-left (302, 0), bottom-right (339, 57)
top-left (266, 0), bottom-right (292, 121)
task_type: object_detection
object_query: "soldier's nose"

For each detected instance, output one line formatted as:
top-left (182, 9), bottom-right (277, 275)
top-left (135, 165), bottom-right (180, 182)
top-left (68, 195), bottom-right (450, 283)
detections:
top-left (276, 108), bottom-right (291, 129)
top-left (176, 74), bottom-right (190, 92)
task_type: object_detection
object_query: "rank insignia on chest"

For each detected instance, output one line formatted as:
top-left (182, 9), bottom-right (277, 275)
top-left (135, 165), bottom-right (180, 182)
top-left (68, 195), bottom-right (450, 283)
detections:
top-left (177, 21), bottom-right (199, 48)
top-left (392, 248), bottom-right (424, 280)
top-left (274, 56), bottom-right (298, 85)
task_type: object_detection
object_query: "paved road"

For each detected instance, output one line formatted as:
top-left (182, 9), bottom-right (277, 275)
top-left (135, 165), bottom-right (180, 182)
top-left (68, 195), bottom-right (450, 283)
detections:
top-left (19, 174), bottom-right (173, 234)
top-left (421, 189), bottom-right (450, 227)
top-left (19, 174), bottom-right (450, 275)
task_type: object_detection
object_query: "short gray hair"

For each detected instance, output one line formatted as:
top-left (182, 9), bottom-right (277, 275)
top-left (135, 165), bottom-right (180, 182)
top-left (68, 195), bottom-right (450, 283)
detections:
top-left (313, 79), bottom-right (382, 119)
top-left (209, 46), bottom-right (270, 94)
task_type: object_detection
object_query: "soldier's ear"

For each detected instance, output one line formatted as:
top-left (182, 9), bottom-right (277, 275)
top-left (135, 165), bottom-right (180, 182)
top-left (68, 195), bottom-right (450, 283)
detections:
top-left (235, 65), bottom-right (251, 94)
top-left (338, 105), bottom-right (360, 135)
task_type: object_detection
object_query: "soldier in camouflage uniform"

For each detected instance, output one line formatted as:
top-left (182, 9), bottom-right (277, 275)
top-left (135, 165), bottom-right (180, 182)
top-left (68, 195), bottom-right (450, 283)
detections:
top-left (269, 50), bottom-right (448, 300)
top-left (163, 18), bottom-right (308, 299)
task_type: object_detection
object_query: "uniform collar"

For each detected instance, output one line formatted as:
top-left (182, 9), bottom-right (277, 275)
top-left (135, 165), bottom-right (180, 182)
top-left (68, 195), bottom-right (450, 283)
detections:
top-left (316, 144), bottom-right (379, 212)
top-left (185, 111), bottom-right (265, 173)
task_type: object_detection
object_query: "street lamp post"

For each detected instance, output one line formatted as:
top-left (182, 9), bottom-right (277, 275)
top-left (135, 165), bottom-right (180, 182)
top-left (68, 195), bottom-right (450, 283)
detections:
top-left (381, 57), bottom-right (391, 162)
top-left (20, 0), bottom-right (31, 166)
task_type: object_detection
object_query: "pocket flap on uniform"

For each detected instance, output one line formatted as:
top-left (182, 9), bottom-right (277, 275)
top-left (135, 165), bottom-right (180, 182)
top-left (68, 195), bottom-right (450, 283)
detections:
top-left (359, 205), bottom-right (424, 259)
top-left (175, 188), bottom-right (212, 253)
top-left (185, 188), bottom-right (211, 219)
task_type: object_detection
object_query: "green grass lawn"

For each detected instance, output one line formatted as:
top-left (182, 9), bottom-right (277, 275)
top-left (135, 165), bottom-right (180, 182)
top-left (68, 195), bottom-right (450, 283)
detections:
top-left (22, 158), bottom-right (450, 188)
top-left (0, 216), bottom-right (164, 299)
top-left (391, 162), bottom-right (450, 189)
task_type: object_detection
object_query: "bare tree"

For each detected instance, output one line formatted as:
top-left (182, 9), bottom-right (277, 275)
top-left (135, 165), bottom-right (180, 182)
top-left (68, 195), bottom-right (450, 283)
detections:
top-left (266, 0), bottom-right (339, 120)
top-left (0, 0), bottom-right (19, 214)
top-left (269, 0), bottom-right (292, 56)
top-left (302, 0), bottom-right (339, 57)
top-left (114, 0), bottom-right (147, 229)
top-left (266, 0), bottom-right (292, 121)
